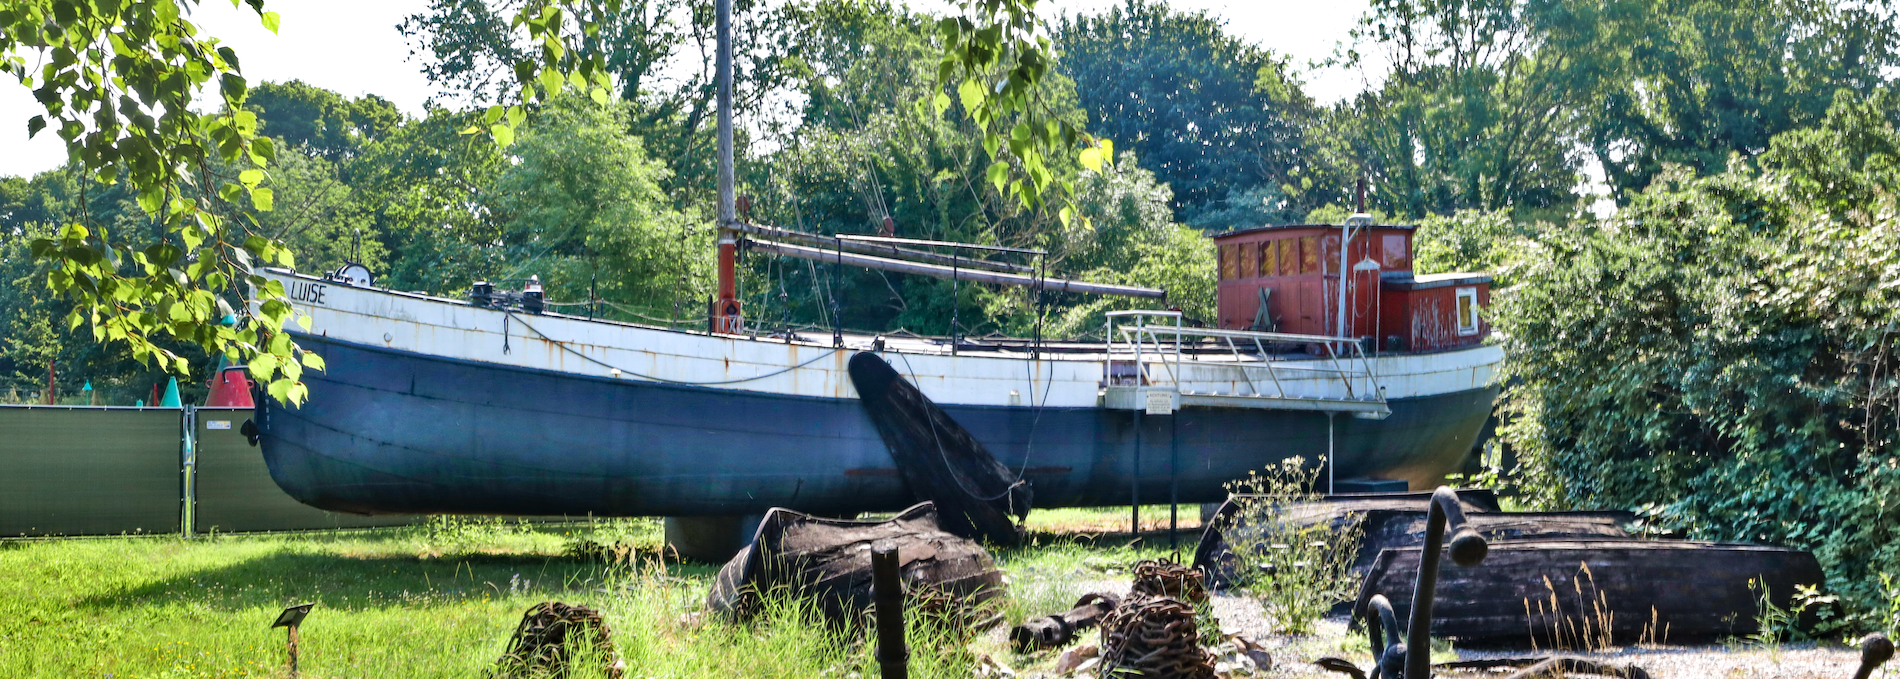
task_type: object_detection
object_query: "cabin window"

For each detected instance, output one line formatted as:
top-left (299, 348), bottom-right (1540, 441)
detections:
top-left (1382, 234), bottom-right (1411, 269)
top-left (1240, 242), bottom-right (1256, 278)
top-left (1299, 236), bottom-right (1318, 274)
top-left (1258, 240), bottom-right (1276, 277)
top-left (1456, 287), bottom-right (1480, 335)
top-left (1220, 244), bottom-right (1239, 280)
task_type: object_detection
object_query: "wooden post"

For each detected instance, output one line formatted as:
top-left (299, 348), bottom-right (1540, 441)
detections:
top-left (871, 541), bottom-right (908, 679)
top-left (287, 624), bottom-right (300, 677)
top-left (44, 359), bottom-right (55, 405)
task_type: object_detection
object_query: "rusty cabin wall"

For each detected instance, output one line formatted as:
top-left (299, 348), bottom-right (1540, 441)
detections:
top-left (1215, 225), bottom-right (1415, 337)
top-left (0, 406), bottom-right (183, 536)
top-left (1379, 283), bottom-right (1491, 352)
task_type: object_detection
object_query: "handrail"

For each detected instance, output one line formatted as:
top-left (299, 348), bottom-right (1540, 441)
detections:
top-left (1102, 311), bottom-right (1388, 412)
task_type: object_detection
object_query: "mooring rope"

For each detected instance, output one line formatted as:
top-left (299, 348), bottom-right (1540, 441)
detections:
top-left (504, 312), bottom-right (842, 386)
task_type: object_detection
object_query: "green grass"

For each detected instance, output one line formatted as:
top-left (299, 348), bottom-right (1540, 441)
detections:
top-left (0, 512), bottom-right (1186, 678)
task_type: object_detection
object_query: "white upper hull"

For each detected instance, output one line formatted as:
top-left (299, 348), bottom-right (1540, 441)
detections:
top-left (262, 269), bottom-right (1502, 408)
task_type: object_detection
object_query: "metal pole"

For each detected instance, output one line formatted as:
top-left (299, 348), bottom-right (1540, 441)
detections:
top-left (1131, 409), bottom-right (1141, 536)
top-left (871, 541), bottom-right (909, 679)
top-left (1327, 412), bottom-right (1336, 496)
top-left (1336, 220), bottom-right (1353, 344)
top-left (951, 252), bottom-right (959, 355)
top-left (1034, 254), bottom-right (1044, 359)
top-left (287, 624), bottom-right (300, 678)
top-left (1168, 413), bottom-right (1178, 553)
top-left (713, 0), bottom-right (741, 333)
top-left (181, 405), bottom-right (196, 538)
top-left (1132, 315), bottom-right (1142, 535)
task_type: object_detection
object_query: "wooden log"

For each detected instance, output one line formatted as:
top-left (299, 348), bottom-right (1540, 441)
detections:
top-left (1009, 592), bottom-right (1122, 652)
top-left (1192, 492), bottom-right (1629, 589)
top-left (1351, 539), bottom-right (1826, 646)
top-left (705, 502), bottom-right (1007, 627)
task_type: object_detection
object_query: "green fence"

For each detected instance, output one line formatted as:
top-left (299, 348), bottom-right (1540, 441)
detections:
top-left (191, 407), bottom-right (416, 533)
top-left (0, 405), bottom-right (419, 537)
top-left (0, 406), bottom-right (182, 536)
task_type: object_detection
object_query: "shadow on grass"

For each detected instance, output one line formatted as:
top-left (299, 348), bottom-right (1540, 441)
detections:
top-left (74, 550), bottom-right (626, 612)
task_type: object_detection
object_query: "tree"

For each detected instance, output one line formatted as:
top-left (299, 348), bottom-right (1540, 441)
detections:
top-left (401, 0), bottom-right (803, 205)
top-left (1554, 0), bottom-right (1900, 199)
top-left (1498, 94), bottom-right (1900, 622)
top-left (1337, 0), bottom-right (1586, 218)
top-left (2, 0), bottom-right (318, 402)
top-left (247, 80), bottom-right (402, 163)
top-left (488, 95), bottom-right (703, 315)
top-left (1055, 0), bottom-right (1330, 227)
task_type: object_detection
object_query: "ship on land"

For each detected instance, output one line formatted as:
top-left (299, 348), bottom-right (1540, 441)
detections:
top-left (249, 214), bottom-right (1502, 518)
top-left (244, 2), bottom-right (1501, 519)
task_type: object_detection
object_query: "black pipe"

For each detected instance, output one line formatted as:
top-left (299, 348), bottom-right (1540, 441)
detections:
top-left (1365, 594), bottom-right (1404, 679)
top-left (871, 540), bottom-right (908, 679)
top-left (1404, 486), bottom-right (1488, 679)
top-left (1855, 633), bottom-right (1893, 679)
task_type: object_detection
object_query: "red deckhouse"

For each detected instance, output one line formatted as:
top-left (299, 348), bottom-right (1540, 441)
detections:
top-left (1212, 218), bottom-right (1491, 353)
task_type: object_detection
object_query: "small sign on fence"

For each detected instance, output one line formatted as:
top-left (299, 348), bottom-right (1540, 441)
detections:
top-left (206, 420), bottom-right (232, 430)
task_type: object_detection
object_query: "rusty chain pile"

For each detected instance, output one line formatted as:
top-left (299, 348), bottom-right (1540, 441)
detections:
top-left (1098, 559), bottom-right (1216, 679)
top-left (495, 601), bottom-right (624, 679)
top-left (1130, 559), bottom-right (1209, 604)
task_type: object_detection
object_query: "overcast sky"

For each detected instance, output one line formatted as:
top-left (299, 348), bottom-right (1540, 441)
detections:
top-left (0, 0), bottom-right (1375, 178)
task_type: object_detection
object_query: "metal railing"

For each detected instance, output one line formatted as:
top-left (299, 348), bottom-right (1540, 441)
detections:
top-left (1102, 310), bottom-right (1389, 416)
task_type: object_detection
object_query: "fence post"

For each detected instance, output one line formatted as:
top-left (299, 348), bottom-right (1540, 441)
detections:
top-left (181, 404), bottom-right (196, 538)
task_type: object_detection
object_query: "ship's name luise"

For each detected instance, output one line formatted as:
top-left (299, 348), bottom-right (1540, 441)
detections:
top-left (287, 280), bottom-right (328, 306)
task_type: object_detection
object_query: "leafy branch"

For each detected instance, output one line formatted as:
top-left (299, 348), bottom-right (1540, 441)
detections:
top-left (932, 0), bottom-right (1113, 226)
top-left (2, 0), bottom-right (318, 405)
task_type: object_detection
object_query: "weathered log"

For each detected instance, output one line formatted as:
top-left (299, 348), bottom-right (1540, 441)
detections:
top-left (1438, 656), bottom-right (1652, 679)
top-left (1193, 491), bottom-right (1628, 589)
top-left (1351, 539), bottom-right (1825, 645)
top-left (848, 351), bottom-right (1029, 546)
top-left (1008, 592), bottom-right (1121, 652)
top-left (705, 502), bottom-right (1007, 627)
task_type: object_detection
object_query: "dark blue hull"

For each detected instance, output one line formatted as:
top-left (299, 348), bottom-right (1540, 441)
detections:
top-left (258, 336), bottom-right (1499, 516)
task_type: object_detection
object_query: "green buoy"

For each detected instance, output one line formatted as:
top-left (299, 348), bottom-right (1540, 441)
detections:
top-left (160, 377), bottom-right (182, 407)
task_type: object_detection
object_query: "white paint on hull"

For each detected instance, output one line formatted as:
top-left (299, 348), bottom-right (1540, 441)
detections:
top-left (262, 269), bottom-right (1502, 408)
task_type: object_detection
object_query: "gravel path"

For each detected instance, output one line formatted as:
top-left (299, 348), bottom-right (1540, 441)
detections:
top-left (1012, 576), bottom-right (1880, 678)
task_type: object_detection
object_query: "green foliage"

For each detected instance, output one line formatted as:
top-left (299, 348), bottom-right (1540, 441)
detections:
top-left (1497, 93), bottom-right (1900, 627)
top-left (248, 79), bottom-right (402, 162)
top-left (1339, 0), bottom-right (1586, 218)
top-left (1557, 0), bottom-right (1900, 200)
top-left (1412, 209), bottom-right (1544, 286)
top-left (490, 95), bottom-right (706, 315)
top-left (935, 0), bottom-right (1114, 217)
top-left (1055, 0), bottom-right (1332, 224)
top-left (1221, 458), bottom-right (1364, 636)
top-left (2, 0), bottom-right (314, 404)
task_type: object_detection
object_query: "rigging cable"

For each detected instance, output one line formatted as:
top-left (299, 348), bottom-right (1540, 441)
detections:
top-left (893, 352), bottom-right (1049, 510)
top-left (504, 311), bottom-right (842, 386)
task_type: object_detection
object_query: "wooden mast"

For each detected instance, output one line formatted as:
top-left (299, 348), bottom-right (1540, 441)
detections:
top-left (712, 0), bottom-right (743, 333)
